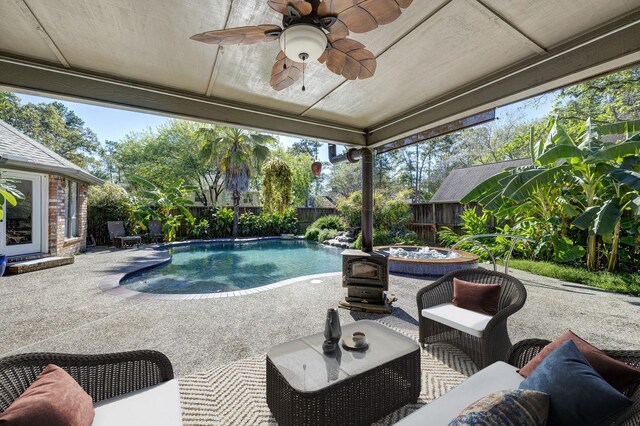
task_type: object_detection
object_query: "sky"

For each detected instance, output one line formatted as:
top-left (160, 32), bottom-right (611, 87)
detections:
top-left (15, 90), bottom-right (556, 161)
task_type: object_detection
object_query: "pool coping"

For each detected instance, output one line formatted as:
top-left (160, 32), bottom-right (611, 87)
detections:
top-left (98, 237), bottom-right (342, 300)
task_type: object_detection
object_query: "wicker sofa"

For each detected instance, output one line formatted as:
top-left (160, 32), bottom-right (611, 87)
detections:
top-left (417, 268), bottom-right (527, 368)
top-left (0, 350), bottom-right (181, 425)
top-left (396, 339), bottom-right (640, 425)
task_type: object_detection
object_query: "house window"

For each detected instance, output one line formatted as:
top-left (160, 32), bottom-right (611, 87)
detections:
top-left (64, 179), bottom-right (78, 238)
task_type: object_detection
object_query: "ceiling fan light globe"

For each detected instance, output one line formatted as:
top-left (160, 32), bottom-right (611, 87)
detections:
top-left (279, 24), bottom-right (327, 62)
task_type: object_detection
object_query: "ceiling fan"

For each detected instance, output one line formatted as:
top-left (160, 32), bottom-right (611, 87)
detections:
top-left (190, 0), bottom-right (413, 91)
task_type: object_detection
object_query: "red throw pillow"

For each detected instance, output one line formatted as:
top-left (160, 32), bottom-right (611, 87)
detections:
top-left (452, 277), bottom-right (501, 315)
top-left (0, 364), bottom-right (94, 426)
top-left (519, 330), bottom-right (640, 392)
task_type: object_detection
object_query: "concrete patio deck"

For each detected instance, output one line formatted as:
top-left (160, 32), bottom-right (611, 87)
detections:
top-left (0, 246), bottom-right (638, 377)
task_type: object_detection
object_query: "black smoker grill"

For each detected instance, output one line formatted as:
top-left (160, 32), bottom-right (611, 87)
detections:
top-left (342, 249), bottom-right (389, 305)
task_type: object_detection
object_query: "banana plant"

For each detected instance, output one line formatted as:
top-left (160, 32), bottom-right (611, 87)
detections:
top-left (462, 117), bottom-right (640, 271)
top-left (129, 175), bottom-right (196, 241)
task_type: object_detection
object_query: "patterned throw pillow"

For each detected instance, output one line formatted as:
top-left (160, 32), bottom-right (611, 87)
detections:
top-left (449, 389), bottom-right (549, 426)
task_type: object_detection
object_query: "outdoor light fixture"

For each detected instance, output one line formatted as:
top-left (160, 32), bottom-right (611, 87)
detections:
top-left (279, 24), bottom-right (327, 91)
top-left (280, 24), bottom-right (327, 63)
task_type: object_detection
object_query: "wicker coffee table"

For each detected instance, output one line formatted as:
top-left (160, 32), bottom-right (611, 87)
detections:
top-left (266, 320), bottom-right (420, 426)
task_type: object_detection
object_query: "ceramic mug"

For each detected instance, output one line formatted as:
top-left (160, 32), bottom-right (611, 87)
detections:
top-left (352, 332), bottom-right (367, 347)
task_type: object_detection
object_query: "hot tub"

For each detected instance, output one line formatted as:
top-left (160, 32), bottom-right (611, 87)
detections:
top-left (375, 245), bottom-right (479, 277)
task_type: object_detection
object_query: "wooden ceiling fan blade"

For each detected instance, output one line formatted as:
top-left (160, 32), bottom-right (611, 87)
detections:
top-left (190, 25), bottom-right (281, 46)
top-left (319, 38), bottom-right (376, 80)
top-left (268, 0), bottom-right (313, 16)
top-left (270, 51), bottom-right (304, 91)
top-left (326, 19), bottom-right (350, 42)
top-left (395, 0), bottom-right (413, 7)
top-left (318, 0), bottom-right (353, 15)
top-left (320, 0), bottom-right (412, 34)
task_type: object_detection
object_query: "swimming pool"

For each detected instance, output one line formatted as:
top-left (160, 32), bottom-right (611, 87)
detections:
top-left (120, 239), bottom-right (342, 294)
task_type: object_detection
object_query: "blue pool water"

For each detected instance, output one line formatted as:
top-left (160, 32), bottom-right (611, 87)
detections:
top-left (120, 239), bottom-right (342, 294)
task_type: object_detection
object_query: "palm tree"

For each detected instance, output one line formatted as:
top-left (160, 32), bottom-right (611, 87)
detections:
top-left (200, 127), bottom-right (272, 236)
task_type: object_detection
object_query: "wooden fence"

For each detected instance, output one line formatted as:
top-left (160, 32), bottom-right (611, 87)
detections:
top-left (408, 202), bottom-right (492, 244)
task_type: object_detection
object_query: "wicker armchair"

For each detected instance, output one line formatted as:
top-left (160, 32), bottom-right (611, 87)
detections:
top-left (417, 268), bottom-right (527, 368)
top-left (0, 350), bottom-right (173, 412)
top-left (508, 339), bottom-right (640, 424)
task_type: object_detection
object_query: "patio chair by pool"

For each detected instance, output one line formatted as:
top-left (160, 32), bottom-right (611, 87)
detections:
top-left (107, 221), bottom-right (141, 248)
top-left (0, 350), bottom-right (181, 425)
top-left (148, 220), bottom-right (164, 243)
top-left (417, 268), bottom-right (527, 368)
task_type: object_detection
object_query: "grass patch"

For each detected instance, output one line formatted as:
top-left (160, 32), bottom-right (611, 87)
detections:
top-left (507, 259), bottom-right (640, 297)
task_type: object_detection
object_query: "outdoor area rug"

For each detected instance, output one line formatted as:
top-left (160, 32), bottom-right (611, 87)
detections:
top-left (178, 317), bottom-right (479, 425)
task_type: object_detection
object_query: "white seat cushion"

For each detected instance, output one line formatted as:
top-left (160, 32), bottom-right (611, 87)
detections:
top-left (421, 303), bottom-right (492, 338)
top-left (395, 361), bottom-right (524, 426)
top-left (92, 379), bottom-right (182, 426)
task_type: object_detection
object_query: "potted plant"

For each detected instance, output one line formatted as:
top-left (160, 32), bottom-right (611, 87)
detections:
top-left (0, 177), bottom-right (23, 277)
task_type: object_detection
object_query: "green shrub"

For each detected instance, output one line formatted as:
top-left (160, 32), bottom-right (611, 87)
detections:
top-left (305, 227), bottom-right (320, 241)
top-left (237, 209), bottom-right (298, 237)
top-left (310, 214), bottom-right (345, 231)
top-left (317, 229), bottom-right (338, 243)
top-left (376, 196), bottom-right (411, 231)
top-left (338, 190), bottom-right (411, 231)
top-left (271, 209), bottom-right (298, 235)
top-left (336, 192), bottom-right (362, 228)
top-left (351, 229), bottom-right (393, 249)
top-left (87, 183), bottom-right (133, 243)
top-left (207, 208), bottom-right (234, 238)
top-left (190, 218), bottom-right (210, 238)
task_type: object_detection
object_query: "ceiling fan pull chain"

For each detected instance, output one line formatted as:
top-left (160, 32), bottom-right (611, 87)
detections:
top-left (283, 32), bottom-right (287, 69)
top-left (302, 60), bottom-right (306, 92)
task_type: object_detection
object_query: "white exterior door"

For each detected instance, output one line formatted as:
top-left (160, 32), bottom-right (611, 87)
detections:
top-left (0, 170), bottom-right (46, 256)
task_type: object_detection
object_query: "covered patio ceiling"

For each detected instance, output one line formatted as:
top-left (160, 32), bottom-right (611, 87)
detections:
top-left (1, 0), bottom-right (639, 147)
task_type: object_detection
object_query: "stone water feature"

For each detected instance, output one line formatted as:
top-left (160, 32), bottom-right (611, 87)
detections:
top-left (322, 229), bottom-right (359, 249)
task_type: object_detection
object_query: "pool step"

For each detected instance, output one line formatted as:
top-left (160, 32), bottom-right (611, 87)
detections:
top-left (6, 256), bottom-right (74, 275)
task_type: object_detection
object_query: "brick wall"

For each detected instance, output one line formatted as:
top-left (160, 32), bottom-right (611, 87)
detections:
top-left (48, 175), bottom-right (88, 256)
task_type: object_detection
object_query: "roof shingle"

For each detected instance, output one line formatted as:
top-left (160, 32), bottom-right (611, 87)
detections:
top-left (430, 158), bottom-right (531, 203)
top-left (0, 119), bottom-right (101, 184)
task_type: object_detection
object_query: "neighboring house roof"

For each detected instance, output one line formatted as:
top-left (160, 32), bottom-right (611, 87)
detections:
top-left (430, 158), bottom-right (532, 203)
top-left (0, 119), bottom-right (102, 185)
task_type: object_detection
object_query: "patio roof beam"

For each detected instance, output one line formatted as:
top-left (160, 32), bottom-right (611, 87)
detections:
top-left (0, 55), bottom-right (367, 146)
top-left (375, 109), bottom-right (496, 154)
top-left (366, 11), bottom-right (640, 146)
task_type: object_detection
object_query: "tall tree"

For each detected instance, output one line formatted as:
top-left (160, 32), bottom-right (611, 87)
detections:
top-left (553, 67), bottom-right (640, 133)
top-left (201, 127), bottom-right (273, 236)
top-left (329, 162), bottom-right (362, 198)
top-left (111, 120), bottom-right (223, 205)
top-left (288, 139), bottom-right (319, 157)
top-left (261, 158), bottom-right (293, 213)
top-left (0, 92), bottom-right (101, 169)
top-left (273, 148), bottom-right (315, 207)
